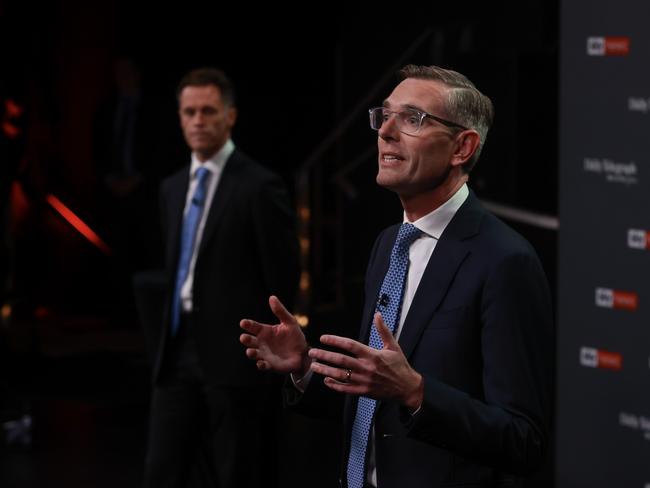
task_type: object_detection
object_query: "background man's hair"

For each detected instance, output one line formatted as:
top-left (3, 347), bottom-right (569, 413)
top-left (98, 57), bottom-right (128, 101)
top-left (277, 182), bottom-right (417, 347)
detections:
top-left (176, 67), bottom-right (236, 106)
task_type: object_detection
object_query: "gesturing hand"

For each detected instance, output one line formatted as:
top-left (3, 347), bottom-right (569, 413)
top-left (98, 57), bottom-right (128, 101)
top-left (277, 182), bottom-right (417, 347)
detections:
top-left (240, 296), bottom-right (310, 375)
top-left (308, 312), bottom-right (424, 410)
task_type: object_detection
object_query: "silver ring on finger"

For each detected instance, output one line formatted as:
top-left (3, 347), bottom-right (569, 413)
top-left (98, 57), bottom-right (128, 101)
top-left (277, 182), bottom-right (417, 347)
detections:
top-left (344, 368), bottom-right (352, 383)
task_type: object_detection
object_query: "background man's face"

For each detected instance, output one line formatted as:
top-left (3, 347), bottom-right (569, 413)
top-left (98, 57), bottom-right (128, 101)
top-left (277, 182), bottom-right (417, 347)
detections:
top-left (178, 84), bottom-right (236, 161)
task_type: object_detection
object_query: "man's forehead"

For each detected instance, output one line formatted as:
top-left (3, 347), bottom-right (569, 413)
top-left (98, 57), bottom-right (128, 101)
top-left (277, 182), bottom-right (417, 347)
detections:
top-left (179, 85), bottom-right (223, 105)
top-left (385, 78), bottom-right (447, 111)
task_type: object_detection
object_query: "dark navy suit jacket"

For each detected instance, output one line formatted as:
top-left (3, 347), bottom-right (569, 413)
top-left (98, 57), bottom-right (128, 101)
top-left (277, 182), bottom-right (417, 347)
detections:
top-left (155, 149), bottom-right (300, 387)
top-left (291, 190), bottom-right (553, 488)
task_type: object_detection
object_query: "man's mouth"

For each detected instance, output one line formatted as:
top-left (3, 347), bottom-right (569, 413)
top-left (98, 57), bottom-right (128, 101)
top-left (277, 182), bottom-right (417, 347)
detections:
top-left (381, 153), bottom-right (404, 163)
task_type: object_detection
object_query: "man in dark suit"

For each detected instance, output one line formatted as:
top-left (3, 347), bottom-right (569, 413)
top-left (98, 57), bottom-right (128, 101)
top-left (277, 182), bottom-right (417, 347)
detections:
top-left (240, 65), bottom-right (553, 487)
top-left (145, 68), bottom-right (300, 488)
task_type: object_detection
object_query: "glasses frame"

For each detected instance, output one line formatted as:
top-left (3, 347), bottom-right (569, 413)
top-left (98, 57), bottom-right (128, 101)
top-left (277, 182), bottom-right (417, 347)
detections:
top-left (369, 106), bottom-right (469, 135)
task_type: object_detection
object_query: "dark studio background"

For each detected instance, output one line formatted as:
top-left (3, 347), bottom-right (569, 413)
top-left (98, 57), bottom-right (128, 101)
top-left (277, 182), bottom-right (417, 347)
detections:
top-left (0, 1), bottom-right (558, 487)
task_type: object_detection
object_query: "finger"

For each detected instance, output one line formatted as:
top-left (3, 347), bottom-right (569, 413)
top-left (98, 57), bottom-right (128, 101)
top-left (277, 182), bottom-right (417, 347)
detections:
top-left (323, 377), bottom-right (368, 396)
top-left (374, 312), bottom-right (398, 350)
top-left (245, 348), bottom-right (260, 360)
top-left (269, 295), bottom-right (296, 324)
top-left (308, 347), bottom-right (359, 370)
top-left (240, 319), bottom-right (266, 335)
top-left (239, 334), bottom-right (259, 348)
top-left (319, 335), bottom-right (370, 356)
top-left (256, 360), bottom-right (269, 370)
top-left (311, 362), bottom-right (364, 384)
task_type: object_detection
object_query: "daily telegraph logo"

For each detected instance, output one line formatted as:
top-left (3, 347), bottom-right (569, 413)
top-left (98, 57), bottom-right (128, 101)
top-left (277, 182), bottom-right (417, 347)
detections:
top-left (580, 346), bottom-right (622, 370)
top-left (583, 157), bottom-right (638, 185)
top-left (619, 411), bottom-right (650, 441)
top-left (587, 36), bottom-right (630, 56)
top-left (595, 287), bottom-right (638, 310)
top-left (628, 229), bottom-right (650, 250)
top-left (629, 97), bottom-right (650, 114)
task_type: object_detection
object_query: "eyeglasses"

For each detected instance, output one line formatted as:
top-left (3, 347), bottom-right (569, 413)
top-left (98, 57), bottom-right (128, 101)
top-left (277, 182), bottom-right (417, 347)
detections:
top-left (368, 106), bottom-right (468, 135)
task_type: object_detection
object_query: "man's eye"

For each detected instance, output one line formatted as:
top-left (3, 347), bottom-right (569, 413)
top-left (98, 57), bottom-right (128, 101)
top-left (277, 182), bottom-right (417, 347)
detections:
top-left (405, 114), bottom-right (420, 126)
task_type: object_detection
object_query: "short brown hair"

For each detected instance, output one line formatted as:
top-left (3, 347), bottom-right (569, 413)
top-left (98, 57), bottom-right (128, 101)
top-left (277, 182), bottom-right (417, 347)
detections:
top-left (176, 67), bottom-right (236, 106)
top-left (399, 65), bottom-right (494, 172)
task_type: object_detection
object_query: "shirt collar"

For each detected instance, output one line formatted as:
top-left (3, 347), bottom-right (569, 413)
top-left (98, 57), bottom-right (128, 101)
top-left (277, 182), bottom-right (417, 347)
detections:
top-left (190, 139), bottom-right (235, 178)
top-left (404, 183), bottom-right (469, 239)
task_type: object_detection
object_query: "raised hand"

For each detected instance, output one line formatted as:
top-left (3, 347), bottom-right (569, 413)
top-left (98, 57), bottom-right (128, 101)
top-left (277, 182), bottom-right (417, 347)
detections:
top-left (240, 295), bottom-right (310, 374)
top-left (308, 312), bottom-right (423, 410)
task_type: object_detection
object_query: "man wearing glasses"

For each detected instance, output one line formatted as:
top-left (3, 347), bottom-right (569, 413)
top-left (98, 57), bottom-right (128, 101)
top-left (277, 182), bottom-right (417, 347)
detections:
top-left (240, 65), bottom-right (553, 488)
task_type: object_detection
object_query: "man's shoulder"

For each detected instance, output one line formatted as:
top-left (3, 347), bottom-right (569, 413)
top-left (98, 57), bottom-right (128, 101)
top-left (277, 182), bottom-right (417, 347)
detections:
top-left (468, 206), bottom-right (541, 268)
top-left (160, 166), bottom-right (188, 192)
top-left (228, 149), bottom-right (281, 183)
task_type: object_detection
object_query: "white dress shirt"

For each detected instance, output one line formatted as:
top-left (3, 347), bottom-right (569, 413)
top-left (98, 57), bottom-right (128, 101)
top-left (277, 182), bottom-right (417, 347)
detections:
top-left (179, 139), bottom-right (235, 313)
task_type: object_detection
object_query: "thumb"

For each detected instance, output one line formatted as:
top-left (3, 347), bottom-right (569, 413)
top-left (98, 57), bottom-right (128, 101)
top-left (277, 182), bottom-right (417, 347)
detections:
top-left (269, 295), bottom-right (297, 325)
top-left (374, 312), bottom-right (399, 350)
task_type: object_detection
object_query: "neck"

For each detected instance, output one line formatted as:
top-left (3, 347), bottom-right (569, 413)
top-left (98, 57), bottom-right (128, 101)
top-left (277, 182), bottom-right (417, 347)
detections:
top-left (400, 171), bottom-right (468, 222)
top-left (195, 140), bottom-right (228, 163)
top-left (195, 149), bottom-right (218, 163)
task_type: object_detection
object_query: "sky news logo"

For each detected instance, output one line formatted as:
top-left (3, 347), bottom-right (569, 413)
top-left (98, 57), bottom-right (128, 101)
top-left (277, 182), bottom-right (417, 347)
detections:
top-left (595, 287), bottom-right (638, 310)
top-left (628, 229), bottom-right (650, 250)
top-left (587, 36), bottom-right (630, 56)
top-left (580, 346), bottom-right (622, 370)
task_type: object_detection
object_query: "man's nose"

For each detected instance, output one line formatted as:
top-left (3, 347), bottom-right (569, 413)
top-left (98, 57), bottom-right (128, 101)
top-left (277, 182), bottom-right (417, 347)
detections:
top-left (378, 113), bottom-right (399, 140)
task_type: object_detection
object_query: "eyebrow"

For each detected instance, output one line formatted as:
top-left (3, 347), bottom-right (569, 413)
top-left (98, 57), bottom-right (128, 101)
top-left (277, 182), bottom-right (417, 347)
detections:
top-left (381, 101), bottom-right (428, 113)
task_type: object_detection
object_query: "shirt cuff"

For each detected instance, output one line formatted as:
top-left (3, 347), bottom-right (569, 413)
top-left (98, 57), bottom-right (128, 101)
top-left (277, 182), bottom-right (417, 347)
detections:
top-left (290, 364), bottom-right (314, 393)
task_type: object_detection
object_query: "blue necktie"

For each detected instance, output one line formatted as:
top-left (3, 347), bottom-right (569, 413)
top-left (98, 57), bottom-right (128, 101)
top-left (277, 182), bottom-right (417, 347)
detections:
top-left (347, 222), bottom-right (422, 488)
top-left (170, 166), bottom-right (211, 336)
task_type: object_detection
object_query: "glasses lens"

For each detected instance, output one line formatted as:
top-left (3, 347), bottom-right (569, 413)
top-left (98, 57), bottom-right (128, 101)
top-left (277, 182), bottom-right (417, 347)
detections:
top-left (369, 108), bottom-right (423, 135)
top-left (369, 108), bottom-right (383, 130)
top-left (399, 109), bottom-right (422, 135)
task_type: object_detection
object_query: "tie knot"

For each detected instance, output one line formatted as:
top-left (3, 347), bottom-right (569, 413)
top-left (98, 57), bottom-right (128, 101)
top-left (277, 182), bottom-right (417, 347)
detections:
top-left (195, 166), bottom-right (211, 184)
top-left (395, 223), bottom-right (422, 251)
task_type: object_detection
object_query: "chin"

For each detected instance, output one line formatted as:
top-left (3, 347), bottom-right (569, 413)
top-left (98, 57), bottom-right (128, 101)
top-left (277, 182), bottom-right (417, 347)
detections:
top-left (194, 145), bottom-right (217, 155)
top-left (376, 175), bottom-right (401, 192)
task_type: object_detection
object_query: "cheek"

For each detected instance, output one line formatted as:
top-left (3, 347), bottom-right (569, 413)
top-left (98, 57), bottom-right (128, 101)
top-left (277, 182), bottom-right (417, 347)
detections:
top-left (210, 119), bottom-right (227, 134)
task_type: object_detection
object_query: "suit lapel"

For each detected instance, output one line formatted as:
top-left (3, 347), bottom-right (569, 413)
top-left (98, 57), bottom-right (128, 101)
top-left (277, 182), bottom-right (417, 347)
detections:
top-left (357, 226), bottom-right (399, 343)
top-left (197, 150), bottom-right (241, 258)
top-left (398, 191), bottom-right (484, 359)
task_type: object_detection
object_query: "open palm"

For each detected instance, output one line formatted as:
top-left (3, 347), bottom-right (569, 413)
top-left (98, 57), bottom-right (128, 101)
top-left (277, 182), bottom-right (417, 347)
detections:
top-left (240, 296), bottom-right (309, 374)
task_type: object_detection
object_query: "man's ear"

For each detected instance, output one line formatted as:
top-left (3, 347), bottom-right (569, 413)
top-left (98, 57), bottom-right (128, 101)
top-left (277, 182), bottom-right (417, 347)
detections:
top-left (226, 106), bottom-right (238, 128)
top-left (450, 130), bottom-right (481, 168)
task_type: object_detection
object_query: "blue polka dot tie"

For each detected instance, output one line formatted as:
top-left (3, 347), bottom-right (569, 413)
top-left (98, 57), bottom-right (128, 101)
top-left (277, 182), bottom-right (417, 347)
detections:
top-left (347, 222), bottom-right (422, 488)
top-left (170, 166), bottom-right (211, 336)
